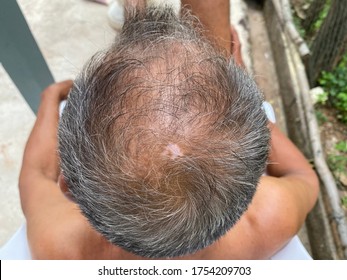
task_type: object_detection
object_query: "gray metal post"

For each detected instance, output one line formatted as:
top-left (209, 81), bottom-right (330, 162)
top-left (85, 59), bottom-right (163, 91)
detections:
top-left (0, 0), bottom-right (55, 114)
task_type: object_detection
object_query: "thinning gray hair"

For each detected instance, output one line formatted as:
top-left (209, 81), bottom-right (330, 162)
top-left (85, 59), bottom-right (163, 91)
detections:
top-left (58, 6), bottom-right (270, 258)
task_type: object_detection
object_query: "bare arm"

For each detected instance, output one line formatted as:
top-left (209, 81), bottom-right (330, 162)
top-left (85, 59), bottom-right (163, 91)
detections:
top-left (266, 123), bottom-right (319, 213)
top-left (17, 81), bottom-right (93, 259)
top-left (19, 80), bottom-right (73, 216)
top-left (242, 123), bottom-right (320, 258)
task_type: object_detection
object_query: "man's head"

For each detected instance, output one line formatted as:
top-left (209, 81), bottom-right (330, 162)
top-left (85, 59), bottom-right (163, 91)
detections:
top-left (58, 6), bottom-right (269, 258)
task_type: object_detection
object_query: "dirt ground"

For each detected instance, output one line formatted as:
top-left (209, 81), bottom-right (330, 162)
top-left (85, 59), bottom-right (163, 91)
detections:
top-left (318, 106), bottom-right (347, 213)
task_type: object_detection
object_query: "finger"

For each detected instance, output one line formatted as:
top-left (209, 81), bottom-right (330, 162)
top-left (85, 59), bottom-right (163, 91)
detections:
top-left (56, 80), bottom-right (74, 96)
top-left (42, 80), bottom-right (73, 101)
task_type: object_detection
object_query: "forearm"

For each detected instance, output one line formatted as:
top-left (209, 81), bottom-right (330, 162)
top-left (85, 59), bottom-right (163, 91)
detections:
top-left (267, 124), bottom-right (311, 175)
top-left (266, 123), bottom-right (319, 204)
top-left (19, 81), bottom-right (72, 186)
top-left (21, 95), bottom-right (60, 181)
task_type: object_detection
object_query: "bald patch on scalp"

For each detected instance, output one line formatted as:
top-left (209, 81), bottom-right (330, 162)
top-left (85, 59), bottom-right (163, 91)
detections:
top-left (162, 143), bottom-right (184, 159)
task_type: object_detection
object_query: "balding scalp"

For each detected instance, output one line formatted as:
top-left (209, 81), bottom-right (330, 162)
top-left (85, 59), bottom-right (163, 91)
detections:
top-left (58, 5), bottom-right (269, 258)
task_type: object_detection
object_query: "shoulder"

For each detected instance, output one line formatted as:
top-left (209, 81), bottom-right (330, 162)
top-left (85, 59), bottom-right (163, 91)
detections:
top-left (27, 200), bottom-right (86, 259)
top-left (247, 176), bottom-right (304, 237)
top-left (220, 176), bottom-right (307, 259)
top-left (25, 186), bottom-right (121, 260)
top-left (21, 178), bottom-right (88, 259)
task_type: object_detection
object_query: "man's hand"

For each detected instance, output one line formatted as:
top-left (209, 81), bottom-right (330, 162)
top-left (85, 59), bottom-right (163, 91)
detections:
top-left (19, 80), bottom-right (73, 213)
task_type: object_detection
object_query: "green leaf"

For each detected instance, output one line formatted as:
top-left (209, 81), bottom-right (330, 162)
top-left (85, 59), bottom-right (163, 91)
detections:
top-left (335, 141), bottom-right (347, 153)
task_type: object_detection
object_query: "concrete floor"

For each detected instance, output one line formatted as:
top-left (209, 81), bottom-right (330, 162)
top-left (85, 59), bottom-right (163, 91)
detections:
top-left (0, 0), bottom-right (115, 246)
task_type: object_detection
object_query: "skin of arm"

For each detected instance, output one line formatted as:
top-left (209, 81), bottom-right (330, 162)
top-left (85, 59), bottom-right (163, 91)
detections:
top-left (217, 123), bottom-right (320, 259)
top-left (266, 122), bottom-right (319, 215)
top-left (17, 81), bottom-right (88, 259)
top-left (244, 122), bottom-right (320, 258)
top-left (19, 81), bottom-right (121, 260)
top-left (19, 80), bottom-right (72, 214)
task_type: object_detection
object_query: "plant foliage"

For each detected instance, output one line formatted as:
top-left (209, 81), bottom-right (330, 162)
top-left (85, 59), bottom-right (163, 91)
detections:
top-left (318, 54), bottom-right (347, 123)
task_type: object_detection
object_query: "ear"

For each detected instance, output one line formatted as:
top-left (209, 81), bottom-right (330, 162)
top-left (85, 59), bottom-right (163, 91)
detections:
top-left (58, 173), bottom-right (75, 202)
